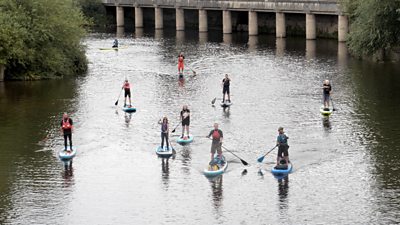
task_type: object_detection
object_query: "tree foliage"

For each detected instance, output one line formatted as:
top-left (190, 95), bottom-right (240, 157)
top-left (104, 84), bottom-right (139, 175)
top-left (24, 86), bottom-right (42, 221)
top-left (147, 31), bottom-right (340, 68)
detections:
top-left (343, 0), bottom-right (400, 57)
top-left (76, 0), bottom-right (113, 28)
top-left (0, 0), bottom-right (88, 80)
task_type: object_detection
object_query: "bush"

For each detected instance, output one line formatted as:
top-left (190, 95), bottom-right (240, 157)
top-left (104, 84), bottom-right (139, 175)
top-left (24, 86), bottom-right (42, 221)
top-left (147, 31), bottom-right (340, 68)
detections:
top-left (0, 0), bottom-right (88, 80)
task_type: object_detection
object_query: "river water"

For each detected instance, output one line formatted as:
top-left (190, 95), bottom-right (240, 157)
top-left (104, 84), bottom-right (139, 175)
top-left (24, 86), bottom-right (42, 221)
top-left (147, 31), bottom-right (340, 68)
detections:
top-left (1, 29), bottom-right (400, 224)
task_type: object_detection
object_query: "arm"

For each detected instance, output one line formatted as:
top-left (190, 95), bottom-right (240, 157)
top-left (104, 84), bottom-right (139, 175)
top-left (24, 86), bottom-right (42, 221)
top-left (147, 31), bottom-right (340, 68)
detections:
top-left (220, 130), bottom-right (223, 143)
top-left (207, 130), bottom-right (212, 138)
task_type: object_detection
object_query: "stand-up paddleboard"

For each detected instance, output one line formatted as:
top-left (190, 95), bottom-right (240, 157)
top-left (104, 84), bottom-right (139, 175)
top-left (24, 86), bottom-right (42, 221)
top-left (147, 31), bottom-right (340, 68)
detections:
top-left (59, 146), bottom-right (77, 160)
top-left (99, 46), bottom-right (128, 51)
top-left (122, 105), bottom-right (136, 113)
top-left (204, 155), bottom-right (228, 177)
top-left (220, 101), bottom-right (232, 107)
top-left (156, 146), bottom-right (175, 158)
top-left (177, 136), bottom-right (194, 144)
top-left (271, 162), bottom-right (292, 176)
top-left (320, 105), bottom-right (333, 116)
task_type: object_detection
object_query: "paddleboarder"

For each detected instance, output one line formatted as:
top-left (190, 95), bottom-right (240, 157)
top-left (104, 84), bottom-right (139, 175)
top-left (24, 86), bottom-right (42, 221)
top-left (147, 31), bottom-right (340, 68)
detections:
top-left (222, 74), bottom-right (231, 103)
top-left (178, 52), bottom-right (185, 74)
top-left (207, 123), bottom-right (224, 164)
top-left (180, 105), bottom-right (190, 139)
top-left (323, 80), bottom-right (332, 110)
top-left (60, 113), bottom-right (73, 151)
top-left (122, 79), bottom-right (132, 107)
top-left (159, 117), bottom-right (170, 150)
top-left (276, 127), bottom-right (289, 166)
top-left (112, 39), bottom-right (118, 48)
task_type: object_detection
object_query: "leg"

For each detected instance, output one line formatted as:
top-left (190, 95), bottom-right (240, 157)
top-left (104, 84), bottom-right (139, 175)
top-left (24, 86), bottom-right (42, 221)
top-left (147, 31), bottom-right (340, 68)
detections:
top-left (210, 143), bottom-right (216, 162)
top-left (68, 134), bottom-right (72, 150)
top-left (276, 146), bottom-right (282, 166)
top-left (284, 145), bottom-right (289, 165)
top-left (63, 134), bottom-right (68, 150)
top-left (222, 89), bottom-right (226, 102)
top-left (217, 144), bottom-right (222, 159)
top-left (166, 134), bottom-right (169, 149)
top-left (181, 125), bottom-right (185, 138)
top-left (161, 133), bottom-right (165, 148)
top-left (186, 125), bottom-right (190, 137)
top-left (227, 89), bottom-right (231, 102)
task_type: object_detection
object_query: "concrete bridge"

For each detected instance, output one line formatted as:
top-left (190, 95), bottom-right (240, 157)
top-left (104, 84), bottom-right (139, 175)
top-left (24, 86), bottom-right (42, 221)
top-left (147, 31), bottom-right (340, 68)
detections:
top-left (102, 0), bottom-right (348, 41)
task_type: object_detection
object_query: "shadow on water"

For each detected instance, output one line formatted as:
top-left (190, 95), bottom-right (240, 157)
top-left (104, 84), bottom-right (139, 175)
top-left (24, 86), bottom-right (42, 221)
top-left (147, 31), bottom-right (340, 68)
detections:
top-left (62, 164), bottom-right (74, 188)
top-left (180, 146), bottom-right (192, 175)
top-left (322, 116), bottom-right (332, 130)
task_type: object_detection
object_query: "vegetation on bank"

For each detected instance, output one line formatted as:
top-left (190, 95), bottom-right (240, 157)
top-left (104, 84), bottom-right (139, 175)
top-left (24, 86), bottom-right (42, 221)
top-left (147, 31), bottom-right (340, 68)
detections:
top-left (77, 0), bottom-right (113, 29)
top-left (342, 0), bottom-right (400, 59)
top-left (0, 0), bottom-right (88, 80)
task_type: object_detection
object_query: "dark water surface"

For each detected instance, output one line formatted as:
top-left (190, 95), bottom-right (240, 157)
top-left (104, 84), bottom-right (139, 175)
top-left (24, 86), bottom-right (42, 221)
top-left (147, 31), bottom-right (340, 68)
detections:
top-left (1, 30), bottom-right (400, 224)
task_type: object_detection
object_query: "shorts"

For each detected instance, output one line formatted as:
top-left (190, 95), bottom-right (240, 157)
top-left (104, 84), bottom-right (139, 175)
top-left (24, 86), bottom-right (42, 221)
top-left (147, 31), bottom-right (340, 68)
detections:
top-left (124, 89), bottom-right (131, 98)
top-left (178, 63), bottom-right (184, 70)
top-left (323, 93), bottom-right (330, 102)
top-left (182, 119), bottom-right (190, 126)
top-left (211, 142), bottom-right (222, 155)
top-left (277, 144), bottom-right (289, 158)
top-left (223, 86), bottom-right (230, 94)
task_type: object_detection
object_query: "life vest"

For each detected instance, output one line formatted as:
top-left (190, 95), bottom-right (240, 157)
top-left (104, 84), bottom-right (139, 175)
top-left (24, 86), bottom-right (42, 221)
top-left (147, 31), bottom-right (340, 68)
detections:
top-left (124, 82), bottom-right (130, 89)
top-left (178, 56), bottom-right (184, 63)
top-left (212, 130), bottom-right (220, 139)
top-left (62, 119), bottom-right (72, 130)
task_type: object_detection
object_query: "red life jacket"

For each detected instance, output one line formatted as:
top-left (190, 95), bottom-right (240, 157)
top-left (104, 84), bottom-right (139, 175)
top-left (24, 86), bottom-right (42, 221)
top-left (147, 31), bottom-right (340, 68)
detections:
top-left (62, 119), bottom-right (72, 130)
top-left (212, 130), bottom-right (220, 139)
top-left (178, 56), bottom-right (184, 63)
top-left (124, 82), bottom-right (130, 89)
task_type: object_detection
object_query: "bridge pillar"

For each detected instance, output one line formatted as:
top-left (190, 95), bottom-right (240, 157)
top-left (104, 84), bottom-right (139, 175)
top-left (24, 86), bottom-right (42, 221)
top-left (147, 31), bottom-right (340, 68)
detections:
top-left (338, 15), bottom-right (348, 42)
top-left (276, 12), bottom-right (286, 38)
top-left (155, 7), bottom-right (163, 29)
top-left (249, 11), bottom-right (258, 36)
top-left (223, 10), bottom-right (232, 34)
top-left (306, 13), bottom-right (316, 40)
top-left (199, 9), bottom-right (208, 32)
top-left (135, 7), bottom-right (143, 28)
top-left (116, 6), bottom-right (124, 27)
top-left (176, 8), bottom-right (185, 31)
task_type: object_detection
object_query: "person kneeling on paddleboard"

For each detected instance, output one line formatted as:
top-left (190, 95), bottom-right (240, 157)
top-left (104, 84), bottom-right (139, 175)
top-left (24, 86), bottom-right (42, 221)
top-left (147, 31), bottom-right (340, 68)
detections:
top-left (178, 52), bottom-right (185, 74)
top-left (122, 79), bottom-right (132, 107)
top-left (207, 123), bottom-right (223, 164)
top-left (222, 74), bottom-right (231, 103)
top-left (60, 113), bottom-right (73, 151)
top-left (276, 127), bottom-right (289, 166)
top-left (112, 39), bottom-right (118, 48)
top-left (180, 105), bottom-right (190, 139)
top-left (159, 117), bottom-right (170, 150)
top-left (323, 80), bottom-right (332, 110)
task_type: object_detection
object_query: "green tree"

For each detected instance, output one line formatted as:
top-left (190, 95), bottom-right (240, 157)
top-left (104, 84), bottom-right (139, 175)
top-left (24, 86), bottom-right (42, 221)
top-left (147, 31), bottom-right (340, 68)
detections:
top-left (77, 0), bottom-right (112, 28)
top-left (343, 0), bottom-right (400, 58)
top-left (0, 0), bottom-right (88, 80)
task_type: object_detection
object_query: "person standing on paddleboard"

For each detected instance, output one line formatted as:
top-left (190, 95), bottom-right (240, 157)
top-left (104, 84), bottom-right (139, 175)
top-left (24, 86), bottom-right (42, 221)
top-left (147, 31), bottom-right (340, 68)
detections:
top-left (276, 127), bottom-right (289, 166)
top-left (112, 39), bottom-right (118, 48)
top-left (323, 80), bottom-right (332, 110)
top-left (122, 79), bottom-right (132, 107)
top-left (159, 117), bottom-right (170, 150)
top-left (222, 74), bottom-right (231, 103)
top-left (178, 52), bottom-right (185, 74)
top-left (180, 105), bottom-right (190, 139)
top-left (207, 123), bottom-right (223, 163)
top-left (60, 113), bottom-right (73, 151)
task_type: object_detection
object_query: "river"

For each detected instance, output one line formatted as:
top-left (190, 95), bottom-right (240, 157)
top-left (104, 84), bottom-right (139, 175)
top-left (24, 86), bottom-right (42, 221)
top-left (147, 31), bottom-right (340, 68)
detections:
top-left (1, 29), bottom-right (400, 224)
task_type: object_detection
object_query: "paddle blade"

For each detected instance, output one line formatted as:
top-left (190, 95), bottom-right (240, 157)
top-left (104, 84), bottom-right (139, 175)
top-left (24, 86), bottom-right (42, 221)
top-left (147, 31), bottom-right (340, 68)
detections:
top-left (211, 98), bottom-right (216, 104)
top-left (240, 159), bottom-right (249, 166)
top-left (172, 148), bottom-right (176, 154)
top-left (114, 100), bottom-right (119, 106)
top-left (172, 129), bottom-right (176, 133)
top-left (257, 155), bottom-right (265, 163)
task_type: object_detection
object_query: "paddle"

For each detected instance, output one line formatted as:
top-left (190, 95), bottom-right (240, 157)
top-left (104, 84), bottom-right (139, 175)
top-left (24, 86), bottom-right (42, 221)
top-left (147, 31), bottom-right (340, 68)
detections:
top-left (211, 97), bottom-right (217, 105)
top-left (114, 88), bottom-right (123, 106)
top-left (171, 123), bottom-right (180, 133)
top-left (168, 139), bottom-right (176, 154)
top-left (330, 96), bottom-right (337, 111)
top-left (257, 145), bottom-right (278, 163)
top-left (218, 145), bottom-right (248, 166)
top-left (187, 66), bottom-right (197, 76)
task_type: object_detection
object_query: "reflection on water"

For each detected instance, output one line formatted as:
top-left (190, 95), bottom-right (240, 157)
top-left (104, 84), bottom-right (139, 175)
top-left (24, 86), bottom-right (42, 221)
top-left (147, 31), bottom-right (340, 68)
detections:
top-left (209, 176), bottom-right (223, 211)
top-left (124, 112), bottom-right (132, 127)
top-left (161, 158), bottom-right (170, 190)
top-left (306, 40), bottom-right (316, 60)
top-left (276, 38), bottom-right (286, 57)
top-left (277, 176), bottom-right (289, 213)
top-left (322, 117), bottom-right (332, 130)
